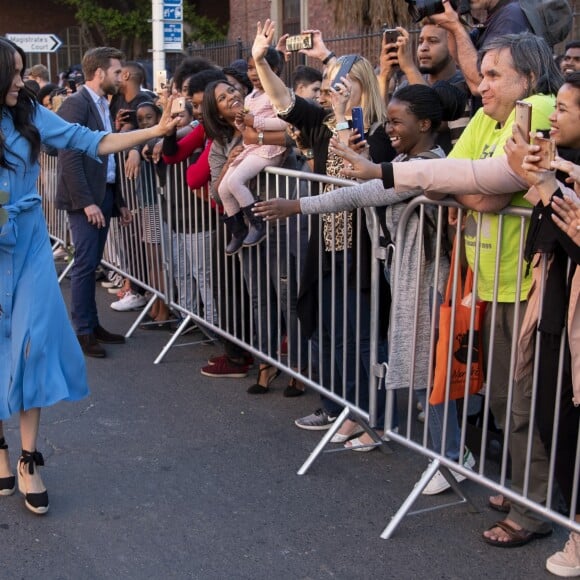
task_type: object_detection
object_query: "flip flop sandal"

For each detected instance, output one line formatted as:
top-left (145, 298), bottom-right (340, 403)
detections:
top-left (488, 496), bottom-right (511, 513)
top-left (482, 520), bottom-right (552, 548)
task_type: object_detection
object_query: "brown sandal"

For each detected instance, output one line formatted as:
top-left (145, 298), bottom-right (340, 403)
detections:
top-left (483, 520), bottom-right (552, 548)
top-left (488, 495), bottom-right (511, 513)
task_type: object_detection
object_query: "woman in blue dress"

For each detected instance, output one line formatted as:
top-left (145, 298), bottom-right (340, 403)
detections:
top-left (0, 38), bottom-right (178, 515)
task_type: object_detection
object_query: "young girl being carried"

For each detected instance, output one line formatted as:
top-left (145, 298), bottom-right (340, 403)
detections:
top-left (217, 48), bottom-right (288, 254)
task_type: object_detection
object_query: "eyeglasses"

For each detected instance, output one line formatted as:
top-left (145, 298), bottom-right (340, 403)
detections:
top-left (0, 190), bottom-right (9, 226)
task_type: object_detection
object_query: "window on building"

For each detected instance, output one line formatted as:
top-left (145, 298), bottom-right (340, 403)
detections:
top-left (282, 0), bottom-right (301, 36)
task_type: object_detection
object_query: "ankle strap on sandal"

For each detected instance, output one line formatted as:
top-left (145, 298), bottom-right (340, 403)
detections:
top-left (20, 450), bottom-right (44, 474)
top-left (0, 437), bottom-right (6, 450)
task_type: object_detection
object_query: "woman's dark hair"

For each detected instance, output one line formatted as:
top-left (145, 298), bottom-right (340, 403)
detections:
top-left (249, 48), bottom-right (283, 76)
top-left (173, 56), bottom-right (215, 91)
top-left (37, 83), bottom-right (59, 106)
top-left (186, 69), bottom-right (227, 97)
top-left (201, 80), bottom-right (239, 146)
top-left (391, 83), bottom-right (466, 132)
top-left (222, 66), bottom-right (253, 95)
top-left (136, 101), bottom-right (162, 119)
top-left (0, 37), bottom-right (41, 170)
top-left (563, 71), bottom-right (580, 106)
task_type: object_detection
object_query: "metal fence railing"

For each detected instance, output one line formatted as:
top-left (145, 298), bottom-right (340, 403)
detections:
top-left (39, 151), bottom-right (580, 541)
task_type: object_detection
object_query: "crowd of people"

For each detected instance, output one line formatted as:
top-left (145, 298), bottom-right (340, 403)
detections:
top-left (1, 0), bottom-right (580, 576)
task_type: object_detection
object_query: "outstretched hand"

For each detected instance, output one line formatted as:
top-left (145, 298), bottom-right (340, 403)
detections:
top-left (252, 20), bottom-right (276, 63)
top-left (329, 138), bottom-right (382, 180)
top-left (253, 198), bottom-right (301, 221)
top-left (155, 96), bottom-right (180, 137)
top-left (551, 195), bottom-right (580, 246)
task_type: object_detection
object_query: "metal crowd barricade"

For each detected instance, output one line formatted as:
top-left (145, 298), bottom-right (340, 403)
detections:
top-left (379, 194), bottom-right (580, 539)
top-left (38, 151), bottom-right (74, 282)
top-left (41, 151), bottom-right (579, 541)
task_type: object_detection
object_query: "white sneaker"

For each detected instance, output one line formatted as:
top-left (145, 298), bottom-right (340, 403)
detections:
top-left (101, 272), bottom-right (123, 288)
top-left (421, 449), bottom-right (476, 496)
top-left (110, 291), bottom-right (146, 311)
top-left (53, 247), bottom-right (68, 260)
top-left (547, 532), bottom-right (580, 577)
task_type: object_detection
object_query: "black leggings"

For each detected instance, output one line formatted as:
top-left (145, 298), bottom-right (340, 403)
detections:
top-left (535, 332), bottom-right (580, 516)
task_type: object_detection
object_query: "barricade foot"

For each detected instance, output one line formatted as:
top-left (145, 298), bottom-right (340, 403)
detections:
top-left (297, 407), bottom-right (351, 475)
top-left (125, 294), bottom-right (157, 338)
top-left (380, 460), bottom-right (478, 540)
top-left (57, 258), bottom-right (74, 284)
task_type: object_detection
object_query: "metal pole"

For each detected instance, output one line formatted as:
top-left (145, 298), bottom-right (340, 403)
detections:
top-left (152, 0), bottom-right (166, 87)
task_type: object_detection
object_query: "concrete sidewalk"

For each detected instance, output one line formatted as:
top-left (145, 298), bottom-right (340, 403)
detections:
top-left (0, 280), bottom-right (566, 579)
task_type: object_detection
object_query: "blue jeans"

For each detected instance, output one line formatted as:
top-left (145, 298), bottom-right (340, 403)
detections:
top-left (314, 254), bottom-right (390, 429)
top-left (68, 186), bottom-right (114, 335)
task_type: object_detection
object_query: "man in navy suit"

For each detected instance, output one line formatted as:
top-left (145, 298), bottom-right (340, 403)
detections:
top-left (56, 47), bottom-right (132, 358)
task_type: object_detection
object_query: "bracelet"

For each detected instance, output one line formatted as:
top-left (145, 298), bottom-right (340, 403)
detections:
top-left (322, 51), bottom-right (336, 65)
top-left (258, 132), bottom-right (264, 146)
top-left (335, 121), bottom-right (350, 132)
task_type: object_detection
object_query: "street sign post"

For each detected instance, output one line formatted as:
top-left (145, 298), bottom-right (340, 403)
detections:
top-left (163, 23), bottom-right (183, 51)
top-left (163, 6), bottom-right (183, 20)
top-left (6, 34), bottom-right (62, 53)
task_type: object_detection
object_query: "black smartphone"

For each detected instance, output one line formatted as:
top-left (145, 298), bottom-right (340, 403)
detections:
top-left (68, 79), bottom-right (77, 93)
top-left (383, 28), bottom-right (401, 51)
top-left (122, 110), bottom-right (138, 126)
top-left (332, 55), bottom-right (359, 90)
top-left (351, 106), bottom-right (365, 143)
top-left (514, 100), bottom-right (532, 142)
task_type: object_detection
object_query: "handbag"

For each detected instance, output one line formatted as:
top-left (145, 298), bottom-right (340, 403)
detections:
top-left (430, 238), bottom-right (485, 405)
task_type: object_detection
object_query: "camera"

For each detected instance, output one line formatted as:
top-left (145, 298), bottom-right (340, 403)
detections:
top-left (404, 0), bottom-right (470, 22)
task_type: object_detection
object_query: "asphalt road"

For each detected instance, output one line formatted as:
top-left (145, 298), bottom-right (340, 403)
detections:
top-left (0, 279), bottom-right (567, 579)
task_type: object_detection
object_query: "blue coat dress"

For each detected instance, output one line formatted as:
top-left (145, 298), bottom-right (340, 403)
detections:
top-left (0, 103), bottom-right (107, 420)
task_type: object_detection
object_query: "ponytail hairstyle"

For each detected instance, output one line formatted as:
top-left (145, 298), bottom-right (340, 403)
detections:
top-left (0, 37), bottom-right (41, 170)
top-left (391, 82), bottom-right (468, 133)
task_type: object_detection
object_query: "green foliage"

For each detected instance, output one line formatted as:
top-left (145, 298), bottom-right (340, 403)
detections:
top-left (183, 4), bottom-right (227, 44)
top-left (58, 0), bottom-right (227, 47)
top-left (58, 0), bottom-right (152, 42)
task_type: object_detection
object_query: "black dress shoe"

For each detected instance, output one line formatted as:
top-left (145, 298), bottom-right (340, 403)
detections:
top-left (77, 333), bottom-right (106, 358)
top-left (93, 325), bottom-right (125, 344)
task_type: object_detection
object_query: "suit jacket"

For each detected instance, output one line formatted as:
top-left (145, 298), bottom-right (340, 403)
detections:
top-left (55, 86), bottom-right (125, 213)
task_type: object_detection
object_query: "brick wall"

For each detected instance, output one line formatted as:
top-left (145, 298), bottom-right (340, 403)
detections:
top-left (1, 1), bottom-right (77, 37)
top-left (229, 0), bottom-right (272, 42)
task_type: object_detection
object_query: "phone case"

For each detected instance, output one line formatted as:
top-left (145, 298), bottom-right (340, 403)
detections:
top-left (514, 100), bottom-right (532, 142)
top-left (351, 107), bottom-right (365, 143)
top-left (532, 136), bottom-right (556, 171)
top-left (332, 55), bottom-right (359, 90)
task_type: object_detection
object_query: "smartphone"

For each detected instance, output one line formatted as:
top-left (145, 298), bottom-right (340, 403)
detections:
top-left (351, 106), bottom-right (365, 143)
top-left (121, 109), bottom-right (138, 126)
top-left (514, 100), bottom-right (532, 142)
top-left (171, 97), bottom-right (187, 115)
top-left (155, 70), bottom-right (168, 93)
top-left (68, 79), bottom-right (77, 93)
top-left (286, 33), bottom-right (313, 52)
top-left (383, 28), bottom-right (401, 52)
top-left (532, 135), bottom-right (556, 170)
top-left (332, 55), bottom-right (359, 90)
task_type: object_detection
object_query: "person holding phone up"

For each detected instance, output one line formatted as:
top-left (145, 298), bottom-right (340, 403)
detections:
top-left (251, 19), bottom-right (395, 438)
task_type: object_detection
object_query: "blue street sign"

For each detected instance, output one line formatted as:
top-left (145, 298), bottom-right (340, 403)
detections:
top-left (164, 6), bottom-right (183, 20)
top-left (163, 22), bottom-right (183, 51)
top-left (164, 0), bottom-right (181, 4)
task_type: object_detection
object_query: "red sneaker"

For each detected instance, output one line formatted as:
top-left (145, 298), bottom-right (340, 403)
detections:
top-left (201, 357), bottom-right (249, 378)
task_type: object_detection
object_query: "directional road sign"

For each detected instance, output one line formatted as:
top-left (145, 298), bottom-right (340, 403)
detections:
top-left (163, 23), bottom-right (183, 51)
top-left (6, 34), bottom-right (62, 53)
top-left (164, 6), bottom-right (183, 20)
top-left (164, 0), bottom-right (182, 4)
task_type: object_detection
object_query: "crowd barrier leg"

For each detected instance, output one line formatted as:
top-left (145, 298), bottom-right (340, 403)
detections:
top-left (380, 458), bottom-right (479, 539)
top-left (57, 258), bottom-right (74, 284)
top-left (125, 294), bottom-right (158, 339)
